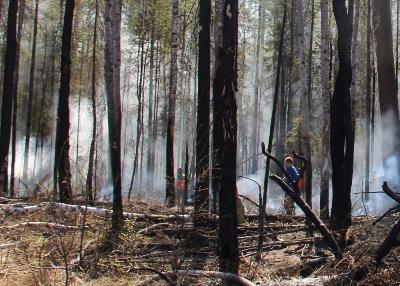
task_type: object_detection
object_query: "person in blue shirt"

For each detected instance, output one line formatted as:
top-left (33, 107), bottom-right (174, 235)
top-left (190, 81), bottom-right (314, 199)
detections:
top-left (284, 157), bottom-right (299, 190)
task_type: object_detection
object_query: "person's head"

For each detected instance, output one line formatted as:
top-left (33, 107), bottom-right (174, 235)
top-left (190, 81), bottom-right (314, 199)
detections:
top-left (284, 157), bottom-right (294, 168)
top-left (177, 167), bottom-right (183, 174)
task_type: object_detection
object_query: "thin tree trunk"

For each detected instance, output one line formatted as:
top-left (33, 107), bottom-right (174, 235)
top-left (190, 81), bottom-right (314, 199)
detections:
top-left (165, 0), bottom-right (180, 206)
top-left (194, 0), bottom-right (211, 223)
top-left (350, 0), bottom-right (360, 106)
top-left (251, 0), bottom-right (265, 174)
top-left (257, 0), bottom-right (287, 261)
top-left (365, 0), bottom-right (372, 201)
top-left (86, 0), bottom-right (99, 206)
top-left (330, 0), bottom-right (354, 232)
top-left (104, 0), bottom-right (123, 233)
top-left (0, 0), bottom-right (19, 194)
top-left (146, 24), bottom-right (155, 193)
top-left (24, 0), bottom-right (40, 181)
top-left (319, 0), bottom-right (330, 220)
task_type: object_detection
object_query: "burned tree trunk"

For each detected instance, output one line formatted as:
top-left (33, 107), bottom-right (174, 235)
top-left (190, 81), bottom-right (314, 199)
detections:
top-left (104, 0), bottom-right (123, 233)
top-left (330, 0), bottom-right (354, 232)
top-left (54, 0), bottom-right (75, 203)
top-left (0, 0), bottom-right (19, 194)
top-left (212, 0), bottom-right (224, 214)
top-left (194, 0), bottom-right (211, 223)
top-left (218, 0), bottom-right (239, 274)
top-left (365, 0), bottom-right (372, 201)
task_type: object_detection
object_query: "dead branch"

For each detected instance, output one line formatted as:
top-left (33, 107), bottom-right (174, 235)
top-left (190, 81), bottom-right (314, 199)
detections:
top-left (382, 182), bottom-right (400, 204)
top-left (239, 194), bottom-right (259, 208)
top-left (137, 223), bottom-right (172, 234)
top-left (372, 205), bottom-right (400, 226)
top-left (376, 218), bottom-right (400, 264)
top-left (241, 237), bottom-right (314, 253)
top-left (270, 174), bottom-right (343, 259)
top-left (136, 270), bottom-right (257, 286)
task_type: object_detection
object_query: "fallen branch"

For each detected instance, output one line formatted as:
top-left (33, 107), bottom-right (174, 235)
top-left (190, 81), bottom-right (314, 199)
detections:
top-left (137, 223), bottom-right (172, 234)
top-left (136, 270), bottom-right (257, 286)
top-left (376, 218), bottom-right (400, 263)
top-left (372, 205), bottom-right (400, 226)
top-left (269, 174), bottom-right (342, 259)
top-left (241, 237), bottom-right (314, 253)
top-left (382, 182), bottom-right (400, 204)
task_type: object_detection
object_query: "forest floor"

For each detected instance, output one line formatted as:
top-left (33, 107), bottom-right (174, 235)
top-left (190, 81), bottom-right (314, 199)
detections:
top-left (0, 196), bottom-right (399, 286)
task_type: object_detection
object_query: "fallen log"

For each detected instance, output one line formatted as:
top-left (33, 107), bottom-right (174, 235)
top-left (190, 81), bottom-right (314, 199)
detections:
top-left (238, 227), bottom-right (312, 241)
top-left (269, 175), bottom-right (342, 259)
top-left (7, 202), bottom-right (192, 222)
top-left (135, 269), bottom-right (257, 286)
top-left (376, 218), bottom-right (400, 264)
top-left (0, 222), bottom-right (90, 231)
top-left (261, 145), bottom-right (342, 259)
top-left (0, 242), bottom-right (20, 250)
top-left (382, 182), bottom-right (400, 204)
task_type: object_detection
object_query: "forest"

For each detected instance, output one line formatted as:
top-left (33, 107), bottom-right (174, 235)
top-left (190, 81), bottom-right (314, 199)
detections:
top-left (0, 0), bottom-right (400, 285)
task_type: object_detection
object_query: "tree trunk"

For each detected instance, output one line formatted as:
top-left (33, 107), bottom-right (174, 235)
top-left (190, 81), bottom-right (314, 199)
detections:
top-left (194, 0), bottom-right (211, 223)
top-left (257, 0), bottom-right (287, 260)
top-left (23, 0), bottom-right (39, 182)
top-left (86, 0), bottom-right (99, 206)
top-left (10, 0), bottom-right (26, 197)
top-left (319, 0), bottom-right (330, 220)
top-left (218, 0), bottom-right (239, 274)
top-left (365, 0), bottom-right (372, 201)
top-left (0, 0), bottom-right (19, 194)
top-left (350, 0), bottom-right (360, 106)
top-left (212, 0), bottom-right (224, 214)
top-left (104, 0), bottom-right (123, 233)
top-left (146, 24), bottom-right (155, 193)
top-left (251, 0), bottom-right (265, 174)
top-left (373, 0), bottom-right (400, 183)
top-left (165, 0), bottom-right (180, 206)
top-left (54, 0), bottom-right (75, 203)
top-left (297, 0), bottom-right (312, 209)
top-left (330, 0), bottom-right (354, 232)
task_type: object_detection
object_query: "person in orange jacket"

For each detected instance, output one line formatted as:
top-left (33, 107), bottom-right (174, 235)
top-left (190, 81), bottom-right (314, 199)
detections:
top-left (175, 167), bottom-right (186, 208)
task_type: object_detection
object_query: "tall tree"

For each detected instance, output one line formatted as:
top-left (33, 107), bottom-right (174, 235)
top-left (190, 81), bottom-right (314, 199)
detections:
top-left (194, 0), bottom-right (211, 220)
top-left (212, 0), bottom-right (224, 214)
top-left (298, 0), bottom-right (312, 208)
top-left (22, 0), bottom-right (39, 181)
top-left (86, 0), bottom-right (99, 205)
top-left (10, 0), bottom-right (26, 197)
top-left (373, 0), bottom-right (400, 179)
top-left (330, 0), bottom-right (354, 232)
top-left (104, 0), bottom-right (123, 233)
top-left (165, 0), bottom-right (180, 206)
top-left (320, 0), bottom-right (330, 220)
top-left (218, 0), bottom-right (239, 274)
top-left (251, 0), bottom-right (265, 174)
top-left (54, 0), bottom-right (74, 203)
top-left (0, 0), bottom-right (19, 194)
top-left (365, 0), bottom-right (372, 201)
